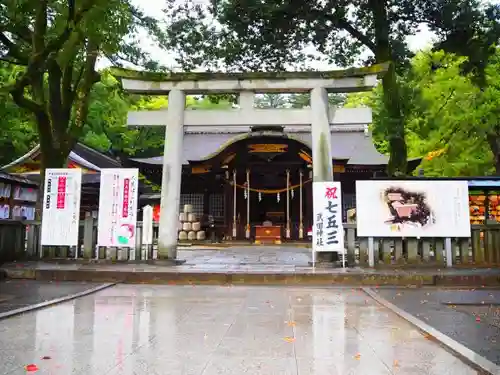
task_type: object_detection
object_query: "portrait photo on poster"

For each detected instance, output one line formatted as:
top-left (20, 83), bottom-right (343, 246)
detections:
top-left (355, 180), bottom-right (471, 238)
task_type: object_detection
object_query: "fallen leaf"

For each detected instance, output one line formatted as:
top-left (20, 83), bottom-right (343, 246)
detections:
top-left (41, 356), bottom-right (51, 360)
top-left (284, 337), bottom-right (295, 343)
top-left (423, 333), bottom-right (432, 339)
top-left (354, 353), bottom-right (361, 360)
top-left (25, 364), bottom-right (38, 372)
top-left (393, 360), bottom-right (399, 367)
top-left (287, 321), bottom-right (296, 327)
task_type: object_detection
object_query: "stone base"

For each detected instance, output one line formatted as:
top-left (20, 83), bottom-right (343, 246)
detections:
top-left (146, 259), bottom-right (186, 266)
top-left (309, 252), bottom-right (349, 268)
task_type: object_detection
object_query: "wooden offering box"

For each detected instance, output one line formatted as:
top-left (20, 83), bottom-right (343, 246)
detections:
top-left (254, 225), bottom-right (282, 244)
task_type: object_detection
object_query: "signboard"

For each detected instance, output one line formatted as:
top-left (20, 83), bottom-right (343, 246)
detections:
top-left (97, 169), bottom-right (139, 247)
top-left (356, 180), bottom-right (471, 238)
top-left (41, 169), bottom-right (82, 246)
top-left (312, 181), bottom-right (345, 253)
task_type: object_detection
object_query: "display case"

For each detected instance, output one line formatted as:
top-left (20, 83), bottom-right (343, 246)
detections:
top-left (0, 173), bottom-right (39, 220)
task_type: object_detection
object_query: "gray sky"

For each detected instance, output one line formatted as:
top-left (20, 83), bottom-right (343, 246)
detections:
top-left (126, 0), bottom-right (495, 71)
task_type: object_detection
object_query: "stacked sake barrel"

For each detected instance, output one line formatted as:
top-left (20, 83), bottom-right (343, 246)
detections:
top-left (178, 204), bottom-right (206, 242)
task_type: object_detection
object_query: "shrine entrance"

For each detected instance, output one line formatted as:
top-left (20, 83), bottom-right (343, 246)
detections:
top-left (185, 126), bottom-right (346, 243)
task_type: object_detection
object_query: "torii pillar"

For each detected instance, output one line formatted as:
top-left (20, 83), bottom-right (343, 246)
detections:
top-left (158, 89), bottom-right (185, 260)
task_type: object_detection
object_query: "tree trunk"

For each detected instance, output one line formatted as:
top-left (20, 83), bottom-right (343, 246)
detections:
top-left (383, 65), bottom-right (407, 176)
top-left (487, 134), bottom-right (500, 175)
top-left (370, 0), bottom-right (408, 176)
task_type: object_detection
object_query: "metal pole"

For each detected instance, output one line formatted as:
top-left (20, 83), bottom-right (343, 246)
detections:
top-left (232, 170), bottom-right (237, 238)
top-left (299, 170), bottom-right (303, 240)
top-left (246, 169), bottom-right (250, 239)
top-left (286, 169), bottom-right (290, 239)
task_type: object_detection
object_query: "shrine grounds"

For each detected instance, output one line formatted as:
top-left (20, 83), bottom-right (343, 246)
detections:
top-left (0, 280), bottom-right (499, 374)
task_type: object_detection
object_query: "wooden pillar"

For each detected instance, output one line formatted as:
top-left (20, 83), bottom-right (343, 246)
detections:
top-left (232, 170), bottom-right (237, 238)
top-left (286, 169), bottom-right (291, 239)
top-left (246, 169), bottom-right (250, 239)
top-left (299, 170), bottom-right (304, 239)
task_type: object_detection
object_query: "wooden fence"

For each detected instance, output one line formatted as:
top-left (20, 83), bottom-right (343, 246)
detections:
top-left (4, 219), bottom-right (500, 267)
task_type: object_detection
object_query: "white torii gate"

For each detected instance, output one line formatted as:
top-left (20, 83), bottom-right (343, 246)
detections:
top-left (112, 66), bottom-right (386, 260)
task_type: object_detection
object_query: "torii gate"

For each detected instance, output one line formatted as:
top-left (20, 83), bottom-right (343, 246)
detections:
top-left (111, 65), bottom-right (387, 261)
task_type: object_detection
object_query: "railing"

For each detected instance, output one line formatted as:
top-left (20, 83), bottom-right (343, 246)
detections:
top-left (11, 219), bottom-right (500, 267)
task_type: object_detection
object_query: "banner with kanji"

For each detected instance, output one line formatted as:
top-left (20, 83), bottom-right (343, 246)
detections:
top-left (97, 169), bottom-right (139, 247)
top-left (312, 181), bottom-right (345, 253)
top-left (41, 169), bottom-right (82, 246)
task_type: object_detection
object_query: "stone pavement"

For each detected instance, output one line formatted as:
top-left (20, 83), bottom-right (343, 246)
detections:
top-left (3, 247), bottom-right (500, 286)
top-left (372, 288), bottom-right (500, 366)
top-left (0, 284), bottom-right (481, 374)
top-left (0, 280), bottom-right (105, 315)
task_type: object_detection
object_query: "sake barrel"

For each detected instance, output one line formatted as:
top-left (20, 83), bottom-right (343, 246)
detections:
top-left (183, 204), bottom-right (193, 213)
top-left (196, 231), bottom-right (206, 240)
top-left (178, 231), bottom-right (188, 241)
top-left (187, 213), bottom-right (197, 222)
top-left (179, 212), bottom-right (187, 222)
top-left (182, 222), bottom-right (192, 231)
top-left (192, 222), bottom-right (201, 231)
top-left (187, 231), bottom-right (196, 241)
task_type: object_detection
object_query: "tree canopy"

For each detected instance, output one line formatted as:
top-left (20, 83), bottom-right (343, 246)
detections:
top-left (347, 49), bottom-right (500, 176)
top-left (0, 0), bottom-right (163, 171)
top-left (163, 0), bottom-right (500, 176)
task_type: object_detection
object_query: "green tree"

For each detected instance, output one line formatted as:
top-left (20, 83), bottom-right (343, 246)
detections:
top-left (0, 62), bottom-right (37, 166)
top-left (0, 0), bottom-right (163, 173)
top-left (346, 50), bottom-right (500, 176)
top-left (163, 0), bottom-right (500, 176)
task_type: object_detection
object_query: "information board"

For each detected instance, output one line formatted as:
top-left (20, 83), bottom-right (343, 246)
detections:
top-left (356, 180), bottom-right (471, 237)
top-left (312, 181), bottom-right (345, 253)
top-left (41, 169), bottom-right (82, 246)
top-left (97, 169), bottom-right (139, 247)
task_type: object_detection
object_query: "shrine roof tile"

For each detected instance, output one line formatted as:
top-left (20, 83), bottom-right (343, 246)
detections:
top-left (129, 131), bottom-right (395, 166)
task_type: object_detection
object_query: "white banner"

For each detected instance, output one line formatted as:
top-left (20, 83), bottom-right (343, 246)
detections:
top-left (142, 205), bottom-right (153, 245)
top-left (41, 169), bottom-right (82, 246)
top-left (312, 181), bottom-right (345, 253)
top-left (97, 169), bottom-right (139, 247)
top-left (356, 180), bottom-right (471, 238)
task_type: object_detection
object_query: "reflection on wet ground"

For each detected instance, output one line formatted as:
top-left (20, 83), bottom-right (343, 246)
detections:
top-left (0, 285), bottom-right (480, 374)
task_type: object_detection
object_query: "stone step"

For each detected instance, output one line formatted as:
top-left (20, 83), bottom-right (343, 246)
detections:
top-left (3, 267), bottom-right (500, 287)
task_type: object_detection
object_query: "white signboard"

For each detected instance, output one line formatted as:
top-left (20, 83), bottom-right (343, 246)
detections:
top-left (97, 169), bottom-right (139, 247)
top-left (356, 180), bottom-right (471, 238)
top-left (142, 205), bottom-right (153, 245)
top-left (312, 181), bottom-right (345, 253)
top-left (41, 169), bottom-right (82, 246)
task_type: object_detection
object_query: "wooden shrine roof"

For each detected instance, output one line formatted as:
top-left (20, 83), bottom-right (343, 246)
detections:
top-left (129, 130), bottom-right (419, 167)
top-left (1, 143), bottom-right (122, 174)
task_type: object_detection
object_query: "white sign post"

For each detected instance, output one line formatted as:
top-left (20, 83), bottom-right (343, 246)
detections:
top-left (41, 169), bottom-right (82, 256)
top-left (312, 181), bottom-right (345, 268)
top-left (142, 205), bottom-right (153, 260)
top-left (97, 169), bottom-right (139, 250)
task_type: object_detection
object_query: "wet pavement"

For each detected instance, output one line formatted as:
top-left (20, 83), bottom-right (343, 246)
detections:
top-left (372, 288), bottom-right (500, 365)
top-left (0, 280), bottom-right (104, 315)
top-left (0, 284), bottom-right (481, 374)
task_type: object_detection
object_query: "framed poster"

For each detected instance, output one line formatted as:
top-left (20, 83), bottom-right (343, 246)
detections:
top-left (41, 169), bottom-right (82, 246)
top-left (356, 180), bottom-right (471, 238)
top-left (312, 181), bottom-right (345, 253)
top-left (97, 169), bottom-right (139, 247)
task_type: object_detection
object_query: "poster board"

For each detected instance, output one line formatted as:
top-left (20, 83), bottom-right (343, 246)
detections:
top-left (356, 180), bottom-right (471, 238)
top-left (312, 181), bottom-right (345, 253)
top-left (41, 169), bottom-right (82, 246)
top-left (97, 169), bottom-right (139, 247)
